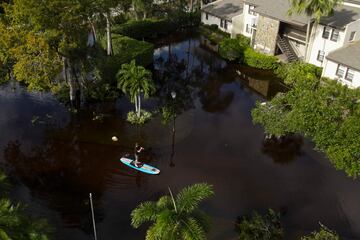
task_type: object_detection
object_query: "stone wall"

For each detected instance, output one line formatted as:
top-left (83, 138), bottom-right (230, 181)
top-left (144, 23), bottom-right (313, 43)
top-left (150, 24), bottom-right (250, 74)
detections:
top-left (254, 15), bottom-right (280, 55)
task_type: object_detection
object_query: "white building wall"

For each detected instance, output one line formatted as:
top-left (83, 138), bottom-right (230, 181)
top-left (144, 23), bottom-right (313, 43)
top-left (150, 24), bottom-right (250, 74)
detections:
top-left (344, 19), bottom-right (360, 43)
top-left (231, 14), bottom-right (244, 37)
top-left (322, 59), bottom-right (360, 88)
top-left (242, 3), bottom-right (258, 38)
top-left (201, 12), bottom-right (233, 34)
top-left (308, 23), bottom-right (346, 67)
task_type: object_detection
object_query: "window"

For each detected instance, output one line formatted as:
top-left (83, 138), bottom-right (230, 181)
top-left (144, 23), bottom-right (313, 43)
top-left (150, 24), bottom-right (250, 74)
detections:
top-left (349, 31), bottom-right (356, 42)
top-left (246, 24), bottom-right (250, 33)
top-left (248, 5), bottom-right (255, 15)
top-left (205, 13), bottom-right (208, 20)
top-left (345, 68), bottom-right (355, 81)
top-left (336, 64), bottom-right (346, 77)
top-left (317, 50), bottom-right (325, 62)
top-left (224, 20), bottom-right (228, 30)
top-left (331, 29), bottom-right (340, 42)
top-left (220, 19), bottom-right (223, 28)
top-left (322, 27), bottom-right (331, 39)
top-left (251, 18), bottom-right (257, 28)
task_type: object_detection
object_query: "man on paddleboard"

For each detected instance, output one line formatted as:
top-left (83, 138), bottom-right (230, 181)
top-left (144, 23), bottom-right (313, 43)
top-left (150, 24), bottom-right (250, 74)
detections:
top-left (134, 143), bottom-right (145, 167)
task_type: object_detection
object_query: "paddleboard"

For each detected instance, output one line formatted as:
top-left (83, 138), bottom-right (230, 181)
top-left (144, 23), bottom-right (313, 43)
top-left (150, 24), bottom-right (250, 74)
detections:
top-left (120, 157), bottom-right (160, 175)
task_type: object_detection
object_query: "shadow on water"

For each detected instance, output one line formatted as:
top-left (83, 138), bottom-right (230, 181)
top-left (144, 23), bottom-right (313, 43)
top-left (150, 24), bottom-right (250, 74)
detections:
top-left (262, 135), bottom-right (304, 165)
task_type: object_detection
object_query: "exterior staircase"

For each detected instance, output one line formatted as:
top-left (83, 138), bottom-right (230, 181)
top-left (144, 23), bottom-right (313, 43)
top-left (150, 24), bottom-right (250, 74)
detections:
top-left (276, 35), bottom-right (298, 62)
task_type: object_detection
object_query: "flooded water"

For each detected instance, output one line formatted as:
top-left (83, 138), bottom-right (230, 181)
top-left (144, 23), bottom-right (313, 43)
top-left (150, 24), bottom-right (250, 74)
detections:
top-left (1, 32), bottom-right (360, 240)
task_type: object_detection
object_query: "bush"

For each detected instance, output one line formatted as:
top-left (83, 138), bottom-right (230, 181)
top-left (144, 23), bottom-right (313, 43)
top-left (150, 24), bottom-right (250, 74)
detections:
top-left (243, 48), bottom-right (280, 70)
top-left (98, 34), bottom-right (154, 82)
top-left (236, 209), bottom-right (283, 240)
top-left (113, 12), bottom-right (200, 41)
top-left (275, 61), bottom-right (322, 85)
top-left (301, 225), bottom-right (340, 240)
top-left (199, 24), bottom-right (230, 43)
top-left (219, 36), bottom-right (250, 61)
top-left (127, 110), bottom-right (152, 125)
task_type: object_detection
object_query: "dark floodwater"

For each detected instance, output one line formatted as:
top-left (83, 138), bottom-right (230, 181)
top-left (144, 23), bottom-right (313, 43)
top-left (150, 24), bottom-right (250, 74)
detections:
top-left (1, 32), bottom-right (360, 240)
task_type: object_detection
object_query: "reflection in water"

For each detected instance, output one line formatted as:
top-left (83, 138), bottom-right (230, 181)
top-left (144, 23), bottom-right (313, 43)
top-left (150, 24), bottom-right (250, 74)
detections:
top-left (262, 135), bottom-right (304, 164)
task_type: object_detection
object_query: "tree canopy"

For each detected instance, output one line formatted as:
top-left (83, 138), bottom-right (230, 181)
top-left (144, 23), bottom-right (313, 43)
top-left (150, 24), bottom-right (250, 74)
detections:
top-left (252, 62), bottom-right (360, 178)
top-left (131, 183), bottom-right (214, 240)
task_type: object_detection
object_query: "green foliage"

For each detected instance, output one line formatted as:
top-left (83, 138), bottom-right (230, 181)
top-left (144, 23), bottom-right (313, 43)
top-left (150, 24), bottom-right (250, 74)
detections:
top-left (113, 11), bottom-right (200, 40)
top-left (301, 225), bottom-right (340, 240)
top-left (0, 170), bottom-right (50, 240)
top-left (113, 19), bottom-right (174, 40)
top-left (127, 110), bottom-right (152, 124)
top-left (236, 209), bottom-right (283, 240)
top-left (243, 48), bottom-right (280, 70)
top-left (275, 61), bottom-right (322, 85)
top-left (289, 0), bottom-right (343, 22)
top-left (252, 64), bottom-right (360, 178)
top-left (218, 36), bottom-right (250, 61)
top-left (131, 183), bottom-right (214, 240)
top-left (98, 34), bottom-right (154, 82)
top-left (199, 24), bottom-right (230, 43)
top-left (117, 60), bottom-right (156, 117)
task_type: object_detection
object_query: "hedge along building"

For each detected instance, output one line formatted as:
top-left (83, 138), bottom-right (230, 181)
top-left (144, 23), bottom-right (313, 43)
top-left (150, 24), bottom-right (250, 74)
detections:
top-left (201, 0), bottom-right (245, 37)
top-left (322, 40), bottom-right (360, 88)
top-left (242, 0), bottom-right (360, 88)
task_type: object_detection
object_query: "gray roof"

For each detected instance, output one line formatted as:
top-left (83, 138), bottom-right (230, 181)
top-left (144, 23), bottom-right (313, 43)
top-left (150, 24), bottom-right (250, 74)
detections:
top-left (244, 0), bottom-right (360, 28)
top-left (326, 41), bottom-right (360, 71)
top-left (201, 0), bottom-right (244, 21)
top-left (320, 4), bottom-right (360, 29)
top-left (244, 0), bottom-right (310, 26)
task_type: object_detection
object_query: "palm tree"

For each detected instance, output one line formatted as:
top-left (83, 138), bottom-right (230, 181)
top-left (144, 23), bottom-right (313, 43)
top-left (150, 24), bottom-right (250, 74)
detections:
top-left (0, 171), bottom-right (50, 239)
top-left (288, 0), bottom-right (343, 60)
top-left (117, 60), bottom-right (156, 117)
top-left (131, 183), bottom-right (214, 240)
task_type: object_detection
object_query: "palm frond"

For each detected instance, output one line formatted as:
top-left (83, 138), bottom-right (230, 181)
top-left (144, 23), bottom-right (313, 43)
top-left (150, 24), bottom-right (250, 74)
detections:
top-left (131, 201), bottom-right (158, 228)
top-left (192, 210), bottom-right (212, 233)
top-left (181, 217), bottom-right (206, 240)
top-left (176, 183), bottom-right (214, 213)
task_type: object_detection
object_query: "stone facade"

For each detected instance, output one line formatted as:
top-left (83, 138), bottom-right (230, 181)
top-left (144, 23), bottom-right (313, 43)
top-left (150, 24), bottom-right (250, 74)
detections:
top-left (253, 16), bottom-right (280, 55)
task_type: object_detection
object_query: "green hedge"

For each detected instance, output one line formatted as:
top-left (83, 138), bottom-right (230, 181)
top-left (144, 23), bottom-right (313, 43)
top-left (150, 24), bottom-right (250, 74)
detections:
top-left (98, 34), bottom-right (154, 82)
top-left (243, 48), bottom-right (279, 70)
top-left (199, 24), bottom-right (230, 43)
top-left (113, 12), bottom-right (200, 40)
top-left (218, 35), bottom-right (250, 61)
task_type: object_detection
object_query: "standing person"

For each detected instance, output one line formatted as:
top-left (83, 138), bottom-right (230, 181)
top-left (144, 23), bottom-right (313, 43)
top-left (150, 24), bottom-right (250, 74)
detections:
top-left (134, 142), bottom-right (144, 167)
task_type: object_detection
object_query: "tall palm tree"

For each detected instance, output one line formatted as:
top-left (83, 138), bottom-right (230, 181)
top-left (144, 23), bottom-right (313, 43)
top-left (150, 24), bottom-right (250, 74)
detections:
top-left (131, 183), bottom-right (214, 240)
top-left (288, 0), bottom-right (343, 60)
top-left (117, 60), bottom-right (156, 117)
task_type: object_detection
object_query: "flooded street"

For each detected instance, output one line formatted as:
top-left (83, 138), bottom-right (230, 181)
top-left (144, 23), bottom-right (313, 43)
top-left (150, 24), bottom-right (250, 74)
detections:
top-left (1, 32), bottom-right (360, 240)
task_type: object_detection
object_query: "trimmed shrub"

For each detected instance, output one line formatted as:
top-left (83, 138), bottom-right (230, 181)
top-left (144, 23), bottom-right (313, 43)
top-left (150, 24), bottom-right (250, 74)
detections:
top-left (199, 24), bottom-right (230, 43)
top-left (243, 48), bottom-right (280, 70)
top-left (98, 34), bottom-right (154, 82)
top-left (127, 110), bottom-right (152, 125)
top-left (113, 19), bottom-right (174, 40)
top-left (219, 35), bottom-right (250, 61)
top-left (275, 61), bottom-right (322, 85)
top-left (219, 38), bottom-right (245, 61)
top-left (113, 12), bottom-right (200, 41)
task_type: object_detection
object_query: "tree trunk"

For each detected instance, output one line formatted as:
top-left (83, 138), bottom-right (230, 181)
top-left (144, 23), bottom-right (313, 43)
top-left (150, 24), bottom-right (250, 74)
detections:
top-left (190, 0), bottom-right (193, 12)
top-left (105, 13), bottom-right (113, 56)
top-left (137, 94), bottom-right (141, 117)
top-left (143, 10), bottom-right (147, 20)
top-left (89, 18), bottom-right (97, 43)
top-left (304, 19), bottom-right (311, 61)
top-left (134, 95), bottom-right (138, 113)
top-left (67, 59), bottom-right (77, 106)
